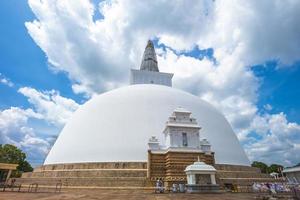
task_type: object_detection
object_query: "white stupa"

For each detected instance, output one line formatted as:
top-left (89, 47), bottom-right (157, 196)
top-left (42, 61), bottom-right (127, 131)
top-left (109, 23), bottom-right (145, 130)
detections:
top-left (45, 40), bottom-right (250, 166)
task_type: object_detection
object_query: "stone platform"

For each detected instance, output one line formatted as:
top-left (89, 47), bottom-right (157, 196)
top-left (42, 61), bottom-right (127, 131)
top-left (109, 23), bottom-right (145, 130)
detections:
top-left (15, 162), bottom-right (277, 189)
top-left (17, 162), bottom-right (150, 188)
top-left (215, 164), bottom-right (280, 192)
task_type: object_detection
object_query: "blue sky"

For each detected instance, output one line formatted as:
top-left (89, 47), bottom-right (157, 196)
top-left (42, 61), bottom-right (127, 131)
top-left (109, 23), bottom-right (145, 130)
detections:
top-left (0, 0), bottom-right (300, 167)
top-left (253, 62), bottom-right (300, 123)
top-left (0, 0), bottom-right (84, 106)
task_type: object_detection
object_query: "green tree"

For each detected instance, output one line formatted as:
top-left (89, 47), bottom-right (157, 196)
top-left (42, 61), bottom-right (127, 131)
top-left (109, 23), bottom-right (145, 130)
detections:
top-left (0, 144), bottom-right (33, 174)
top-left (294, 163), bottom-right (300, 167)
top-left (268, 164), bottom-right (283, 174)
top-left (251, 161), bottom-right (268, 173)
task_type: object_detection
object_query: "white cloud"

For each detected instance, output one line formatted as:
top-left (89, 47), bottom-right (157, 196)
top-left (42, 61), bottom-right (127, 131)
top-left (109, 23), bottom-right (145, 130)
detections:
top-left (0, 78), bottom-right (14, 87)
top-left (245, 113), bottom-right (300, 166)
top-left (0, 107), bottom-right (41, 139)
top-left (25, 0), bottom-right (216, 95)
top-left (203, 0), bottom-right (300, 66)
top-left (0, 107), bottom-right (49, 165)
top-left (19, 134), bottom-right (51, 164)
top-left (264, 104), bottom-right (272, 111)
top-left (24, 0), bottom-right (300, 165)
top-left (25, 0), bottom-right (300, 93)
top-left (0, 73), bottom-right (14, 87)
top-left (18, 87), bottom-right (80, 127)
top-left (0, 87), bottom-right (80, 165)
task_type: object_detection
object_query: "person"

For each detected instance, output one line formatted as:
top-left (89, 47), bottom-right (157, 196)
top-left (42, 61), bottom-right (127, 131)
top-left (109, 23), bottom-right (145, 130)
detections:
top-left (270, 183), bottom-right (277, 194)
top-left (266, 182), bottom-right (272, 194)
top-left (154, 178), bottom-right (164, 193)
top-left (172, 183), bottom-right (178, 193)
top-left (155, 179), bottom-right (160, 193)
top-left (252, 182), bottom-right (259, 192)
top-left (159, 179), bottom-right (164, 193)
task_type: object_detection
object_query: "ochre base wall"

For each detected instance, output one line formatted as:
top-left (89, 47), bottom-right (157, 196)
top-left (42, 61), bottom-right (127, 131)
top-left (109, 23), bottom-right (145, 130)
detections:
top-left (148, 151), bottom-right (215, 187)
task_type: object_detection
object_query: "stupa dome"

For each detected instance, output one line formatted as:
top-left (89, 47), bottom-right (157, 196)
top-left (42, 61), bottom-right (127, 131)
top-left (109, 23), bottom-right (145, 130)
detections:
top-left (45, 84), bottom-right (250, 166)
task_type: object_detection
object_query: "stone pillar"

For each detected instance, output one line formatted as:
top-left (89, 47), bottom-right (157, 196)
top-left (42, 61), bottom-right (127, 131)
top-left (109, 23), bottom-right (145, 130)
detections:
top-left (147, 150), bottom-right (151, 178)
top-left (210, 174), bottom-right (216, 185)
top-left (6, 169), bottom-right (12, 182)
top-left (187, 174), bottom-right (196, 184)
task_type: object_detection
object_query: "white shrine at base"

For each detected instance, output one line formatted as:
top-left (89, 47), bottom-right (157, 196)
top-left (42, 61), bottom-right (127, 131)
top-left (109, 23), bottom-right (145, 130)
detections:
top-left (185, 160), bottom-right (217, 185)
top-left (185, 160), bottom-right (219, 193)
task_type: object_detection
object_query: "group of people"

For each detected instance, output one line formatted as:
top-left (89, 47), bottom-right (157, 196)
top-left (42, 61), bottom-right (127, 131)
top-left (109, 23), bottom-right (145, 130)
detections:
top-left (155, 179), bottom-right (185, 193)
top-left (252, 182), bottom-right (292, 193)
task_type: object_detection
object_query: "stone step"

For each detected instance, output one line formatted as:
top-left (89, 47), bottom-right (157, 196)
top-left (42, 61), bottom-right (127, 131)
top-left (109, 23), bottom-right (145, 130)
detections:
top-left (217, 171), bottom-right (271, 179)
top-left (214, 164), bottom-right (261, 173)
top-left (34, 162), bottom-right (147, 172)
top-left (15, 177), bottom-right (149, 187)
top-left (22, 169), bottom-right (147, 178)
top-left (217, 177), bottom-right (280, 186)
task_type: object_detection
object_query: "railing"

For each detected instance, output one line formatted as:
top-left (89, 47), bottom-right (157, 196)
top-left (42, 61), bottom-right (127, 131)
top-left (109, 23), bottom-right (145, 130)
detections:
top-left (28, 183), bottom-right (38, 192)
top-left (0, 180), bottom-right (22, 192)
top-left (0, 179), bottom-right (63, 193)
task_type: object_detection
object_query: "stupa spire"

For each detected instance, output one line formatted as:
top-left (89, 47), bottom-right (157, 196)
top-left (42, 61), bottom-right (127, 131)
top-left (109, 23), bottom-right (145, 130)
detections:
top-left (140, 40), bottom-right (159, 72)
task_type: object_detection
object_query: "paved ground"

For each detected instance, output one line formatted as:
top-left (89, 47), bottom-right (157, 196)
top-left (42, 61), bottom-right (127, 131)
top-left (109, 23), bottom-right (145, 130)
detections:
top-left (0, 189), bottom-right (294, 200)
